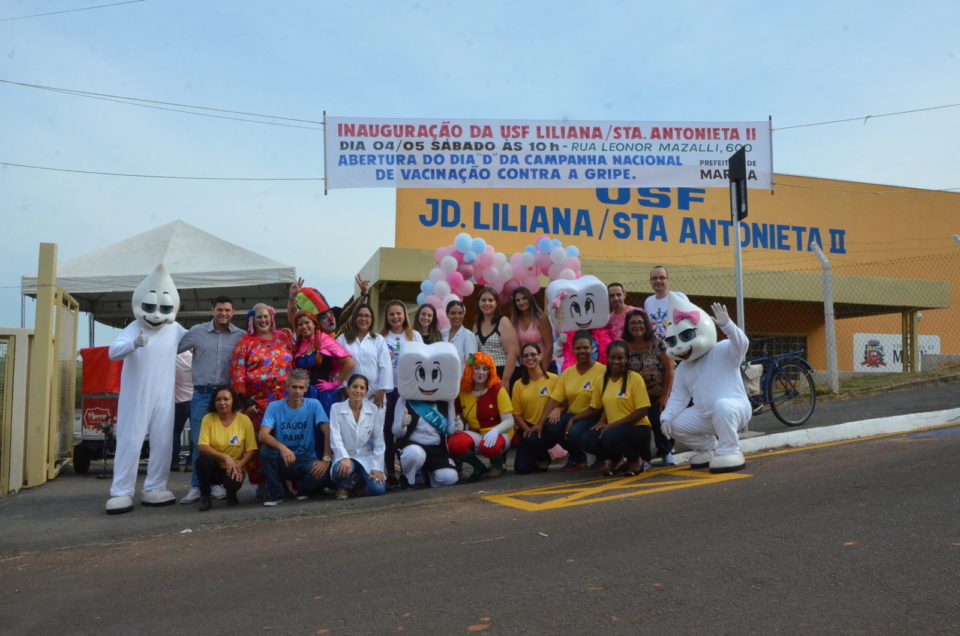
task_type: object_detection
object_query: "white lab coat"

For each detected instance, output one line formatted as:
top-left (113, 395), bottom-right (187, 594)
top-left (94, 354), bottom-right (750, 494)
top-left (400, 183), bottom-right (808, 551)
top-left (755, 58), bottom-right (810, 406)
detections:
top-left (329, 400), bottom-right (386, 473)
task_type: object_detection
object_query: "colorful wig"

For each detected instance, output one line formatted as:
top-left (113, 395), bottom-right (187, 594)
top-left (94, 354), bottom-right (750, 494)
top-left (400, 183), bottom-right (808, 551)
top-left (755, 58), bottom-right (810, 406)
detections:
top-left (246, 303), bottom-right (278, 335)
top-left (460, 351), bottom-right (500, 392)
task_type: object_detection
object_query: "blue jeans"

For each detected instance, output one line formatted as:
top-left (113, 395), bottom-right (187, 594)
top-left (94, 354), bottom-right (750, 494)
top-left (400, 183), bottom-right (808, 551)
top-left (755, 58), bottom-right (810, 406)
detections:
top-left (579, 424), bottom-right (652, 464)
top-left (331, 459), bottom-right (387, 496)
top-left (542, 413), bottom-right (598, 464)
top-left (259, 446), bottom-right (327, 499)
top-left (189, 386), bottom-right (217, 488)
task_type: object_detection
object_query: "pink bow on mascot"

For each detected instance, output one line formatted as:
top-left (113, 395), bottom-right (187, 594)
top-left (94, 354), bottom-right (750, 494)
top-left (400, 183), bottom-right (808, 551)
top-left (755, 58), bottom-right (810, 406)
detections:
top-left (659, 293), bottom-right (751, 473)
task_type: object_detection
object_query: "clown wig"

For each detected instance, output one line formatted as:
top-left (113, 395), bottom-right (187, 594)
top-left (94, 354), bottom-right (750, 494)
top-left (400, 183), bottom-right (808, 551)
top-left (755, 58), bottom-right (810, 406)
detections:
top-left (460, 351), bottom-right (500, 393)
top-left (246, 303), bottom-right (278, 335)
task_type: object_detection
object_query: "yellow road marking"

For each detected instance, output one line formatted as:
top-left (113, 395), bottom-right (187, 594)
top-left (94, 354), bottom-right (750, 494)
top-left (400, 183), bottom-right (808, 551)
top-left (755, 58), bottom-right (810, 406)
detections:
top-left (483, 467), bottom-right (751, 511)
top-left (482, 421), bottom-right (960, 512)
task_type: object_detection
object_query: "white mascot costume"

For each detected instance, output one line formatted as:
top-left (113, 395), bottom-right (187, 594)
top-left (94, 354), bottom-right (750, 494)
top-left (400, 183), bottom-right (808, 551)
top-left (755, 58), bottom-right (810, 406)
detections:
top-left (659, 294), bottom-right (751, 473)
top-left (546, 275), bottom-right (612, 370)
top-left (105, 264), bottom-right (187, 514)
top-left (391, 341), bottom-right (462, 488)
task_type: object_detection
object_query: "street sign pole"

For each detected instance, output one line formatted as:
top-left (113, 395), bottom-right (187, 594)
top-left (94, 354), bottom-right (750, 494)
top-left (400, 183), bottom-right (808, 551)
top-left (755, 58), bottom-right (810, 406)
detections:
top-left (728, 147), bottom-right (748, 330)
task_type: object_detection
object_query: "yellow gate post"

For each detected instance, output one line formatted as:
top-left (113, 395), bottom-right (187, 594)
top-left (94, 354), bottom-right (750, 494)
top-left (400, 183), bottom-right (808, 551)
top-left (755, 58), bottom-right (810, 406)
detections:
top-left (25, 243), bottom-right (58, 486)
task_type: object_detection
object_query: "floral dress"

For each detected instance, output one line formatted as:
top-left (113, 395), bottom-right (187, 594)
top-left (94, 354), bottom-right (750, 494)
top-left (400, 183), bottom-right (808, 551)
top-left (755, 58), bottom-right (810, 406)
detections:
top-left (231, 331), bottom-right (295, 413)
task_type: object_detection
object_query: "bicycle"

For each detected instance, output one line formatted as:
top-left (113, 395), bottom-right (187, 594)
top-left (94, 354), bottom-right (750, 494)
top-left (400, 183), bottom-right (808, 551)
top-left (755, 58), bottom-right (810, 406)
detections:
top-left (742, 341), bottom-right (817, 427)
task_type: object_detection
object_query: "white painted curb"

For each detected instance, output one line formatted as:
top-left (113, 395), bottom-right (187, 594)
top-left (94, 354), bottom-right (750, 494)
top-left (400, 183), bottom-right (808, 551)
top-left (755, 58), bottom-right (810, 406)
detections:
top-left (672, 407), bottom-right (960, 465)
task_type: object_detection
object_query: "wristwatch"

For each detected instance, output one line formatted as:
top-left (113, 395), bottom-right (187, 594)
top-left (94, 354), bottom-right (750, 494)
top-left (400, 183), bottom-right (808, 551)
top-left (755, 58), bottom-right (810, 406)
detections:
top-left (322, 455), bottom-right (332, 462)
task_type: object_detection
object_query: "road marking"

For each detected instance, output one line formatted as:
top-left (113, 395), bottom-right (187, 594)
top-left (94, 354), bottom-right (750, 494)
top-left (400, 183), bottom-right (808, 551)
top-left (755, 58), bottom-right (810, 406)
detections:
top-left (482, 467), bottom-right (751, 511)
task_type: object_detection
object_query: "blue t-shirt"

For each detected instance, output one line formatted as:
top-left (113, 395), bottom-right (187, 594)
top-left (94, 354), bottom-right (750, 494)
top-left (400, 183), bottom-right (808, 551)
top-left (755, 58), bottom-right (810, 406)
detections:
top-left (261, 398), bottom-right (328, 460)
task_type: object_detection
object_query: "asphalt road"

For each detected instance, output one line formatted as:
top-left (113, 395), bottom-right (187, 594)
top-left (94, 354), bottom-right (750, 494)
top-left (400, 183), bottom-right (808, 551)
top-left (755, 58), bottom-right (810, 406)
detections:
top-left (2, 424), bottom-right (959, 634)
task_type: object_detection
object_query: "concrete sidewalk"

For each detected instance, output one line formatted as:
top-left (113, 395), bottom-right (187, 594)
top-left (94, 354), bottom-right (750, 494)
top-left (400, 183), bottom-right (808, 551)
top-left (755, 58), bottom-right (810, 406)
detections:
top-left (3, 382), bottom-right (959, 558)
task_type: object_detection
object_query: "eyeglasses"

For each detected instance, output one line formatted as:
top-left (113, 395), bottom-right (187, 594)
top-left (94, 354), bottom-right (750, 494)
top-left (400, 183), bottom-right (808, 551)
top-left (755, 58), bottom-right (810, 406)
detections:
top-left (522, 352), bottom-right (540, 359)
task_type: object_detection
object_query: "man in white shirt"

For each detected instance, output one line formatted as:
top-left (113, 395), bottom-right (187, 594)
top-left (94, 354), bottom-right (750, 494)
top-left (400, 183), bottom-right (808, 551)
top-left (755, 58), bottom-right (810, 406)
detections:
top-left (643, 265), bottom-right (688, 337)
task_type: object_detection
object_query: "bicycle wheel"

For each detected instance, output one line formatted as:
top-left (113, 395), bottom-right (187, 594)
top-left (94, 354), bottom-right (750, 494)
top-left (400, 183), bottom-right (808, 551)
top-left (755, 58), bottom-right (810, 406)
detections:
top-left (767, 363), bottom-right (816, 426)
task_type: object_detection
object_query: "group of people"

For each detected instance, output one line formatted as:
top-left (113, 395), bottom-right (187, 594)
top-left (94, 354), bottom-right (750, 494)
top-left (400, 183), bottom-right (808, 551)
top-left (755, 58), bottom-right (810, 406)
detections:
top-left (105, 262), bottom-right (751, 515)
top-left (169, 266), bottom-right (696, 511)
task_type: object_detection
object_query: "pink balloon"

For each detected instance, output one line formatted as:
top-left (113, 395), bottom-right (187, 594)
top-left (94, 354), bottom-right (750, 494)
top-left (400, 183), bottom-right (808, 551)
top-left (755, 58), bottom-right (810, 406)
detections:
top-left (426, 294), bottom-right (442, 307)
top-left (484, 245), bottom-right (495, 255)
top-left (457, 263), bottom-right (475, 279)
top-left (484, 267), bottom-right (500, 284)
top-left (453, 250), bottom-right (465, 264)
top-left (523, 276), bottom-right (539, 290)
top-left (503, 279), bottom-right (520, 297)
top-left (459, 280), bottom-right (475, 297)
top-left (491, 280), bottom-right (504, 294)
top-left (562, 257), bottom-right (580, 271)
top-left (435, 245), bottom-right (455, 264)
top-left (548, 263), bottom-right (562, 279)
top-left (447, 271), bottom-right (464, 288)
top-left (535, 252), bottom-right (552, 273)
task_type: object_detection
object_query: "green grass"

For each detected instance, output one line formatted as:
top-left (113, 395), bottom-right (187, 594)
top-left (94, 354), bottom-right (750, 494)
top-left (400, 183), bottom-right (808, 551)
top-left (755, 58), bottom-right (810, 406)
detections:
top-left (825, 364), bottom-right (960, 400)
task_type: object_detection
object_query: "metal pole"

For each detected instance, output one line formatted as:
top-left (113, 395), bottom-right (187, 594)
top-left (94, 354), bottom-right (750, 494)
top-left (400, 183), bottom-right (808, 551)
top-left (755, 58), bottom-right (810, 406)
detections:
top-left (811, 242), bottom-right (839, 393)
top-left (730, 187), bottom-right (745, 330)
top-left (88, 313), bottom-right (95, 347)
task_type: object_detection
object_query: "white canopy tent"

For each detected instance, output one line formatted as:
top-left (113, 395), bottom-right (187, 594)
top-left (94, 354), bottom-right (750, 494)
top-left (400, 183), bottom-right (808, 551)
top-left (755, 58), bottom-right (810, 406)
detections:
top-left (21, 220), bottom-right (298, 331)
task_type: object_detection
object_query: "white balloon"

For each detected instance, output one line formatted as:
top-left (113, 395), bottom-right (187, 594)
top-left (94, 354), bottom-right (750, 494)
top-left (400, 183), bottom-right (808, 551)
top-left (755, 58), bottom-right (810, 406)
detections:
top-left (550, 247), bottom-right (566, 264)
top-left (433, 281), bottom-right (451, 298)
top-left (429, 268), bottom-right (445, 282)
top-left (484, 267), bottom-right (500, 284)
top-left (502, 264), bottom-right (513, 280)
top-left (520, 252), bottom-right (535, 268)
top-left (440, 255), bottom-right (458, 272)
top-left (494, 252), bottom-right (507, 267)
top-left (559, 268), bottom-right (576, 280)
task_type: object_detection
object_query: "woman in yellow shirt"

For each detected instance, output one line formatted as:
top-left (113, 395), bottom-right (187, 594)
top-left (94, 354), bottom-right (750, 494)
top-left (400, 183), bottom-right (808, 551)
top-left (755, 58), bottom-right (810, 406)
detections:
top-left (196, 386), bottom-right (258, 511)
top-left (577, 340), bottom-right (652, 476)
top-left (449, 352), bottom-right (514, 480)
top-left (534, 330), bottom-right (606, 472)
top-left (512, 343), bottom-right (559, 473)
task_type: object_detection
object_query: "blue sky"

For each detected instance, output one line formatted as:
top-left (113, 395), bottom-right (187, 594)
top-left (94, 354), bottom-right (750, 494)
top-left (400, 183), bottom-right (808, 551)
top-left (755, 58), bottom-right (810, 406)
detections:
top-left (1, 0), bottom-right (958, 345)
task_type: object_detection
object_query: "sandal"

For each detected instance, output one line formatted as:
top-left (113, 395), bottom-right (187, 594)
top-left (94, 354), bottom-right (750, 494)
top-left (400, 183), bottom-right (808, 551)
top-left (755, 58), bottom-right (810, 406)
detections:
top-left (620, 461), bottom-right (644, 477)
top-left (603, 459), bottom-right (625, 476)
top-left (335, 488), bottom-right (349, 501)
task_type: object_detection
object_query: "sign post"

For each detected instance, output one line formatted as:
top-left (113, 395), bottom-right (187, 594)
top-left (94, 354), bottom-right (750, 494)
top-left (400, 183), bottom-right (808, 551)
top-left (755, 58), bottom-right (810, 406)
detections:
top-left (728, 147), bottom-right (748, 330)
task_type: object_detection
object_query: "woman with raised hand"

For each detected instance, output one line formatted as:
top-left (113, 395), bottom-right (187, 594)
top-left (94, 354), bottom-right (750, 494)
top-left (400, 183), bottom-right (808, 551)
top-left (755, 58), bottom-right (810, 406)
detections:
top-left (442, 299), bottom-right (477, 367)
top-left (534, 330), bottom-right (606, 472)
top-left (413, 303), bottom-right (443, 345)
top-left (578, 340), bottom-right (653, 476)
top-left (290, 308), bottom-right (355, 416)
top-left (449, 352), bottom-right (514, 480)
top-left (510, 286), bottom-right (554, 373)
top-left (622, 308), bottom-right (676, 465)
top-left (328, 374), bottom-right (387, 500)
top-left (474, 286), bottom-right (520, 390)
top-left (511, 343), bottom-right (560, 474)
top-left (380, 300), bottom-right (423, 487)
top-left (195, 386), bottom-right (257, 511)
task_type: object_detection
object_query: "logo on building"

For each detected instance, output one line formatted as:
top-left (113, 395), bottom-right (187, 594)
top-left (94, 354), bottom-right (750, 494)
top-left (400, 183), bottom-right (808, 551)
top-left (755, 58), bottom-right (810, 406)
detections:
top-left (860, 339), bottom-right (886, 368)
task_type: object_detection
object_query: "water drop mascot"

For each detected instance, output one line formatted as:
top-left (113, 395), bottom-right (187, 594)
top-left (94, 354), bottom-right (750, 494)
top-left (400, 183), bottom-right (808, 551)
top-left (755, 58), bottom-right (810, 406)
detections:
top-left (106, 264), bottom-right (187, 514)
top-left (547, 275), bottom-right (612, 371)
top-left (659, 295), bottom-right (751, 473)
top-left (391, 341), bottom-right (462, 488)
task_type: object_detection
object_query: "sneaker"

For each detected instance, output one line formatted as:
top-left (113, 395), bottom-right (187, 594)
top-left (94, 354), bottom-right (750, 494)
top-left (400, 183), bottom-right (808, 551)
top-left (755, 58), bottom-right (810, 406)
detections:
top-left (561, 460), bottom-right (587, 472)
top-left (643, 461), bottom-right (653, 472)
top-left (179, 487), bottom-right (202, 504)
top-left (295, 494), bottom-right (310, 501)
top-left (211, 485), bottom-right (227, 500)
top-left (262, 497), bottom-right (283, 507)
top-left (663, 452), bottom-right (676, 467)
top-left (198, 496), bottom-right (212, 512)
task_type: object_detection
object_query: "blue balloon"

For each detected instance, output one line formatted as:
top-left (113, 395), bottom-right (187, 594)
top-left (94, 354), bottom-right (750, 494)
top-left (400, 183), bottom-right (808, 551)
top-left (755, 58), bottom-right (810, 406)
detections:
top-left (455, 233), bottom-right (472, 253)
top-left (471, 237), bottom-right (487, 253)
top-left (524, 245), bottom-right (537, 255)
top-left (537, 238), bottom-right (552, 253)
top-left (565, 245), bottom-right (579, 258)
top-left (416, 292), bottom-right (427, 305)
top-left (552, 238), bottom-right (562, 249)
top-left (420, 280), bottom-right (435, 294)
top-left (463, 250), bottom-right (477, 264)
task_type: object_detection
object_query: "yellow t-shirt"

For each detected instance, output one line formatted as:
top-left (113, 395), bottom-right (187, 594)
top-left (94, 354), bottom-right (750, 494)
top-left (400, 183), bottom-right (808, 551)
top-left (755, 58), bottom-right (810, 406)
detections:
top-left (589, 371), bottom-right (651, 427)
top-left (458, 386), bottom-right (513, 434)
top-left (549, 363), bottom-right (606, 415)
top-left (511, 372), bottom-right (559, 426)
top-left (197, 412), bottom-right (258, 468)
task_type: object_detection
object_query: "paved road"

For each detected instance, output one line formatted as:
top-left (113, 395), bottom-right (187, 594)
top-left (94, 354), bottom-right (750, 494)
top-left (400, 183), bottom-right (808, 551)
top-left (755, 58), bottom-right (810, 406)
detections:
top-left (2, 425), bottom-right (958, 634)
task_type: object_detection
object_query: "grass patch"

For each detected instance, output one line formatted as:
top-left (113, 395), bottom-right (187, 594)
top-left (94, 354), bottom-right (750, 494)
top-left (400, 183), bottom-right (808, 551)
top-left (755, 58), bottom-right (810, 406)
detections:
top-left (824, 364), bottom-right (960, 399)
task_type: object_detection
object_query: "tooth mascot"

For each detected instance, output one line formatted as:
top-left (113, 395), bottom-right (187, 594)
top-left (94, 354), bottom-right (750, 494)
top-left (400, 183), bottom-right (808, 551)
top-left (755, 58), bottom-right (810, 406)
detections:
top-left (391, 342), bottom-right (462, 488)
top-left (105, 264), bottom-right (187, 514)
top-left (659, 294), bottom-right (751, 473)
top-left (546, 275), bottom-right (612, 371)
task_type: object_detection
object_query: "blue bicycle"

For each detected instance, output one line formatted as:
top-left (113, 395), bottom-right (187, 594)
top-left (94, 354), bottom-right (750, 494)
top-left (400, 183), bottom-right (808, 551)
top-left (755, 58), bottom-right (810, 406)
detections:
top-left (743, 346), bottom-right (817, 427)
